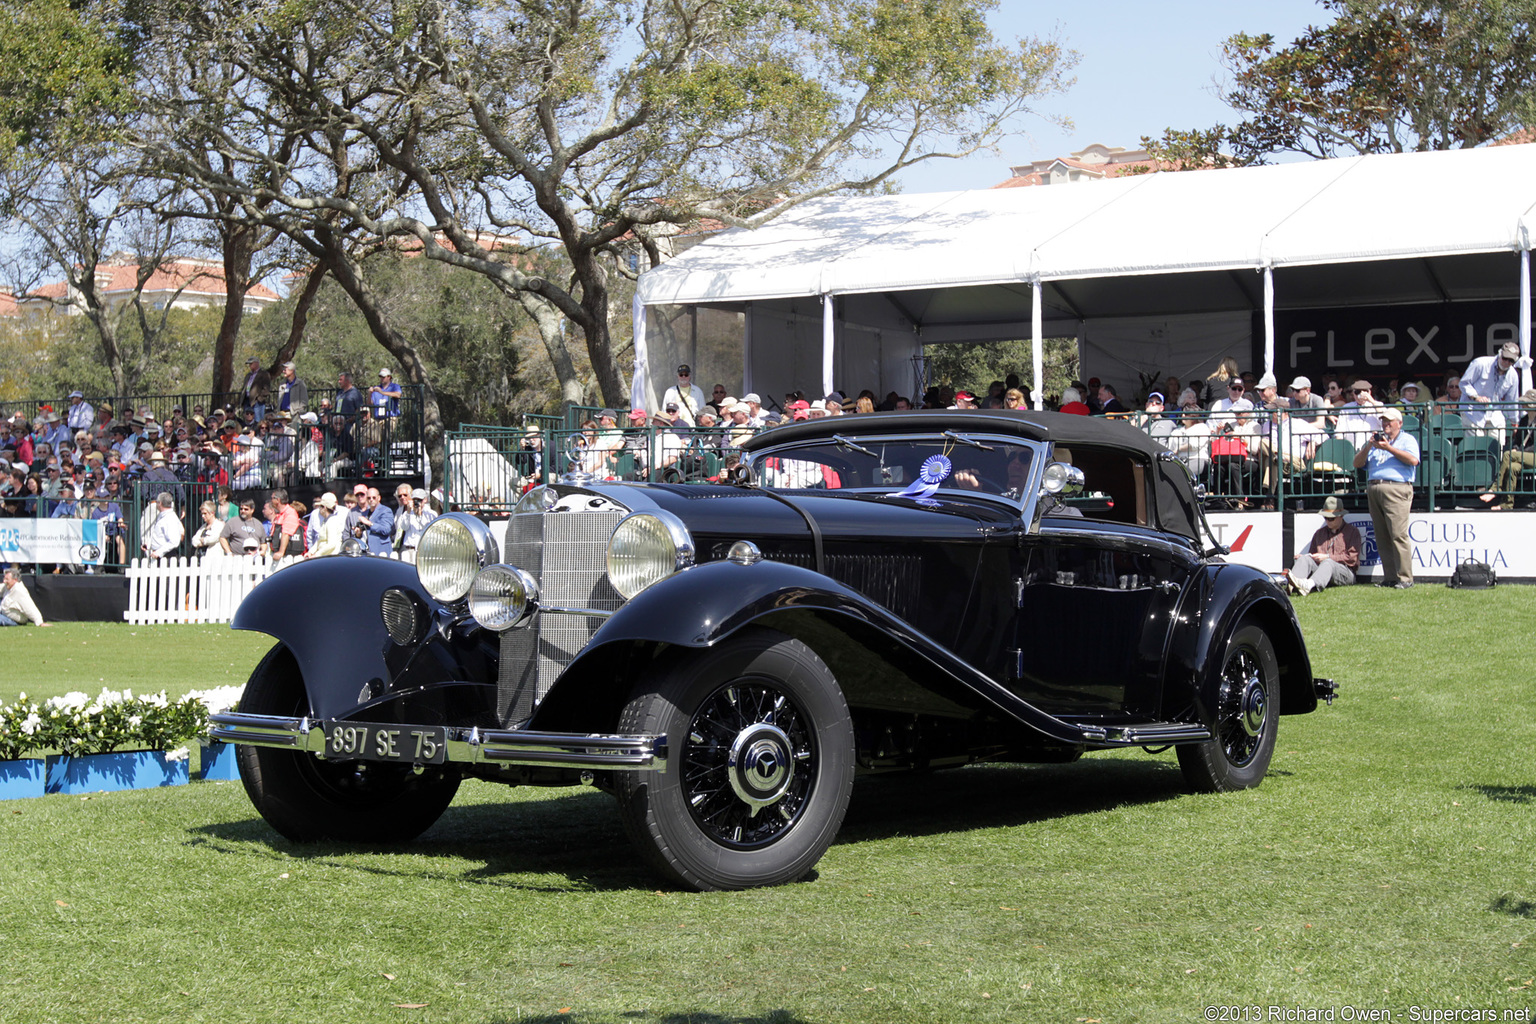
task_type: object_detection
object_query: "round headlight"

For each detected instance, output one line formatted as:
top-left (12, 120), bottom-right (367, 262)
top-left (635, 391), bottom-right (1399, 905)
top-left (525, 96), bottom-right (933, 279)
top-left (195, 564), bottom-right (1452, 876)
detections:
top-left (606, 511), bottom-right (695, 600)
top-left (469, 565), bottom-right (540, 631)
top-left (417, 512), bottom-right (500, 605)
top-left (1041, 462), bottom-right (1070, 494)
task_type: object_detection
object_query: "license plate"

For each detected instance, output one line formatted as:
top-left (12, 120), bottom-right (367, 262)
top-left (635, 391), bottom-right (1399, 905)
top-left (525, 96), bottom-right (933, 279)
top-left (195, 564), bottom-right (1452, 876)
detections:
top-left (323, 722), bottom-right (448, 765)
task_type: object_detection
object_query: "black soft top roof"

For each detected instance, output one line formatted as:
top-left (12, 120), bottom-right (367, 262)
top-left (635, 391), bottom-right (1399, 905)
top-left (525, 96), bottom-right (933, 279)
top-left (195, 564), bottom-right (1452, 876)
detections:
top-left (740, 409), bottom-right (1170, 460)
top-left (741, 409), bottom-right (1201, 541)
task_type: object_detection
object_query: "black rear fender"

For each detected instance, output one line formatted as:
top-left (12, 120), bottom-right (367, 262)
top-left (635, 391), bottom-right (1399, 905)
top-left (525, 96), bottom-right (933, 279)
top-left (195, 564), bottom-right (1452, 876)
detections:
top-left (1171, 563), bottom-right (1316, 722)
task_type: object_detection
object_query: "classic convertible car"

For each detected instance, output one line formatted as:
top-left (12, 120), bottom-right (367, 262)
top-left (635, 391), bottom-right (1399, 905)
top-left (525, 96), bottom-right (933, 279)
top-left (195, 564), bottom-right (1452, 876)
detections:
top-left (212, 410), bottom-right (1335, 890)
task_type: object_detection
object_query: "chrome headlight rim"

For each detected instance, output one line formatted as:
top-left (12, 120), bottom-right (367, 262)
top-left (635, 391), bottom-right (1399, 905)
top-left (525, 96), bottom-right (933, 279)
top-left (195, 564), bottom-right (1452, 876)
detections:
top-left (416, 512), bottom-right (501, 606)
top-left (606, 510), bottom-right (695, 601)
top-left (468, 564), bottom-right (541, 632)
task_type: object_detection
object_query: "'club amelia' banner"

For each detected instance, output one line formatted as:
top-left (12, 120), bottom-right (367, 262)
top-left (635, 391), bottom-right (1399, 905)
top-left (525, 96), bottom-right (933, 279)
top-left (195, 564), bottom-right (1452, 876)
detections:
top-left (1206, 511), bottom-right (1533, 581)
top-left (0, 519), bottom-right (106, 566)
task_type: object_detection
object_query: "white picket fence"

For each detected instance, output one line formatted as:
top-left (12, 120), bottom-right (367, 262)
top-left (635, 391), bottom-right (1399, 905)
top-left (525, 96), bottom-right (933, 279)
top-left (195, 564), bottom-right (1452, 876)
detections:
top-left (123, 553), bottom-right (404, 624)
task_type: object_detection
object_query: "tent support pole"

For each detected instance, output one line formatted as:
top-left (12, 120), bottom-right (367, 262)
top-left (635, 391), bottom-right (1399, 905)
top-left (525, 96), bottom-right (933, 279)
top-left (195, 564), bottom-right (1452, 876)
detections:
top-left (631, 294), bottom-right (648, 412)
top-left (742, 302), bottom-right (754, 396)
top-left (1032, 279), bottom-right (1044, 410)
top-left (1263, 265), bottom-right (1275, 379)
top-left (822, 293), bottom-right (835, 398)
top-left (1522, 247), bottom-right (1532, 395)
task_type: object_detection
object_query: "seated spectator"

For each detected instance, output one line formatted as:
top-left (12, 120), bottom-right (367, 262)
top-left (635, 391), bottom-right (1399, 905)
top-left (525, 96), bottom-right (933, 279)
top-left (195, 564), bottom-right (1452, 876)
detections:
top-left (1434, 375), bottom-right (1464, 416)
top-left (1003, 388), bottom-right (1028, 411)
top-left (1284, 496), bottom-right (1361, 595)
top-left (1097, 383), bottom-right (1128, 415)
top-left (1132, 392), bottom-right (1174, 441)
top-left (1255, 402), bottom-right (1323, 504)
top-left (1058, 387), bottom-right (1090, 416)
top-left (1480, 388), bottom-right (1536, 509)
top-left (1334, 380), bottom-right (1384, 447)
top-left (0, 568), bottom-right (49, 626)
top-left (1167, 403), bottom-right (1213, 484)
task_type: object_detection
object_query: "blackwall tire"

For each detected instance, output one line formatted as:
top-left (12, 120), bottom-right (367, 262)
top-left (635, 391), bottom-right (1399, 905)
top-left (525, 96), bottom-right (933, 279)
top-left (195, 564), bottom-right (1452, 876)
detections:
top-left (615, 628), bottom-right (855, 891)
top-left (235, 643), bottom-right (460, 843)
top-left (1177, 622), bottom-right (1281, 793)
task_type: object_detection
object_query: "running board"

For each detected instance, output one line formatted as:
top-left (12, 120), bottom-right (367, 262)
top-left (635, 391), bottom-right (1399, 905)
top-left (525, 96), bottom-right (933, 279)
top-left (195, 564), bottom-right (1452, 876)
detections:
top-left (1077, 721), bottom-right (1212, 745)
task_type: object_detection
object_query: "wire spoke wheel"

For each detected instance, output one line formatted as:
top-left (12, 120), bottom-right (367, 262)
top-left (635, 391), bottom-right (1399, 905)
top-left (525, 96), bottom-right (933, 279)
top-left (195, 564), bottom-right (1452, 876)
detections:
top-left (681, 679), bottom-right (816, 848)
top-left (616, 628), bottom-right (855, 890)
top-left (1177, 621), bottom-right (1280, 793)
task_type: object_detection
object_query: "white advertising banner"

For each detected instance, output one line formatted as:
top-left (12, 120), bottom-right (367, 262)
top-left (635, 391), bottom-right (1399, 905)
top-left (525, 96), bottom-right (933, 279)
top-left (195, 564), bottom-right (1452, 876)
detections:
top-left (1207, 511), bottom-right (1535, 581)
top-left (0, 518), bottom-right (106, 567)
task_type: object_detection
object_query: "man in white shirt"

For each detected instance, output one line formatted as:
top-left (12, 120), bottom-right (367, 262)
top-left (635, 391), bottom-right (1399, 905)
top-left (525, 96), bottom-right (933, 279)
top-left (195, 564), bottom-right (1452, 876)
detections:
top-left (1333, 379), bottom-right (1384, 447)
top-left (660, 364), bottom-right (707, 427)
top-left (65, 391), bottom-right (95, 431)
top-left (1459, 340), bottom-right (1522, 436)
top-left (141, 492), bottom-right (185, 559)
top-left (0, 569), bottom-right (49, 626)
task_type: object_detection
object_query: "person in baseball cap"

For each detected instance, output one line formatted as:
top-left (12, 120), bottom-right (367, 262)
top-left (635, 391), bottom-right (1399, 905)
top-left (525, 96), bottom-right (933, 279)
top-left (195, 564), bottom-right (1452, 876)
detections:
top-left (1284, 495), bottom-right (1361, 596)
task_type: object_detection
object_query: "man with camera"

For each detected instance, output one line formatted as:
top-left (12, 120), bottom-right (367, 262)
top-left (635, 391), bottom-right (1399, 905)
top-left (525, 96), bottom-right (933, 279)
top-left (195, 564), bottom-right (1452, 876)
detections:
top-left (1352, 406), bottom-right (1419, 588)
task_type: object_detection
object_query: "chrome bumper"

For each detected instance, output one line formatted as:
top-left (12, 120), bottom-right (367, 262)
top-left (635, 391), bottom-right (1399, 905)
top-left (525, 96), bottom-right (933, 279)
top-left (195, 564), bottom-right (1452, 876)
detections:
top-left (208, 712), bottom-right (667, 772)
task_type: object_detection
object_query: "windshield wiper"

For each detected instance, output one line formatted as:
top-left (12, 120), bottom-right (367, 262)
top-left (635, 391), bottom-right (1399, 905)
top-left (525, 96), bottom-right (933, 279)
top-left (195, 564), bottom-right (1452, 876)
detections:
top-left (831, 434), bottom-right (878, 458)
top-left (943, 431), bottom-right (994, 451)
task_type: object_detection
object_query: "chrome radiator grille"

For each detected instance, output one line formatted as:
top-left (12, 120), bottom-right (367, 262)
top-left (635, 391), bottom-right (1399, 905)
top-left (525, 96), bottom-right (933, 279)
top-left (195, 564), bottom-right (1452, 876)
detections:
top-left (498, 507), bottom-right (627, 726)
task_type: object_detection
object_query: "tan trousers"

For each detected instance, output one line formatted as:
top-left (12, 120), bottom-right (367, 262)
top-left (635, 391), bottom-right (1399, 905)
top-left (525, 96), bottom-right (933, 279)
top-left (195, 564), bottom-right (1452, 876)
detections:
top-left (1367, 479), bottom-right (1414, 584)
top-left (1494, 449), bottom-right (1536, 507)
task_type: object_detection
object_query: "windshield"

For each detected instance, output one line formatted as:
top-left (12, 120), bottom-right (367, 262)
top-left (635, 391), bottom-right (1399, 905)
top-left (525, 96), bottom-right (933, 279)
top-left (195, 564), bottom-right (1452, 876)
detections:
top-left (747, 435), bottom-right (1037, 502)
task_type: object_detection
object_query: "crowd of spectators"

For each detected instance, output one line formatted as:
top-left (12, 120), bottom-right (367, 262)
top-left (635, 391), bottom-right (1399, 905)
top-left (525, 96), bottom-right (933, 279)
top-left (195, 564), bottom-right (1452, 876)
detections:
top-left (527, 353), bottom-right (1536, 513)
top-left (0, 362), bottom-right (435, 574)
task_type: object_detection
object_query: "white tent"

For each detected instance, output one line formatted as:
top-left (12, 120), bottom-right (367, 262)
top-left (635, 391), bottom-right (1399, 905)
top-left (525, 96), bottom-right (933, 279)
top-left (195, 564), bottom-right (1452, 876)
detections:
top-left (633, 145), bottom-right (1536, 408)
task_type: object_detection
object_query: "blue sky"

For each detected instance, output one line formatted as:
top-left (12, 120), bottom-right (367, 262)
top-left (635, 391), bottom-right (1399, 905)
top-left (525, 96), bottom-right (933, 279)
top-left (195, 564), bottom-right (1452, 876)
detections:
top-left (893, 0), bottom-right (1334, 193)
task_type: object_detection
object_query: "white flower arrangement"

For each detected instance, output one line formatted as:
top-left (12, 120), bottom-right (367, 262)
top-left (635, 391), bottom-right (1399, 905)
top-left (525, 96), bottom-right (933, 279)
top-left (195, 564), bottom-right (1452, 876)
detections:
top-left (0, 685), bottom-right (243, 760)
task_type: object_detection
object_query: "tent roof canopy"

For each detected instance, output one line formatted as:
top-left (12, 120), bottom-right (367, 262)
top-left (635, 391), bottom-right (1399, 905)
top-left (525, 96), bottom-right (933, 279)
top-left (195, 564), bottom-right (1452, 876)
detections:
top-left (638, 145), bottom-right (1536, 335)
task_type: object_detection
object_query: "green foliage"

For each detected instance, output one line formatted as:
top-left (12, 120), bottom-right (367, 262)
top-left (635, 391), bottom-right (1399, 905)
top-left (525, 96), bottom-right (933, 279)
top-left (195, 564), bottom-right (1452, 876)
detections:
top-left (1145, 0), bottom-right (1536, 167)
top-left (0, 0), bottom-right (136, 158)
top-left (27, 305), bottom-right (228, 399)
top-left (924, 337), bottom-right (1079, 402)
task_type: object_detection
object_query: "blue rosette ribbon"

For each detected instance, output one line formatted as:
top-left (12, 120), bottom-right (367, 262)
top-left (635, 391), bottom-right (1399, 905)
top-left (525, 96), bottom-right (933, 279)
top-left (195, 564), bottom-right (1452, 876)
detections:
top-left (891, 453), bottom-right (952, 500)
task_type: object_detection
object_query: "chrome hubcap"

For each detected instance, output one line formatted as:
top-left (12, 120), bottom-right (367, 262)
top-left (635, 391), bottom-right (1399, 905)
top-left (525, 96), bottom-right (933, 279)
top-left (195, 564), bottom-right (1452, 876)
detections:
top-left (682, 681), bottom-right (815, 848)
top-left (1218, 649), bottom-right (1268, 766)
top-left (728, 723), bottom-right (795, 812)
top-left (1240, 676), bottom-right (1266, 737)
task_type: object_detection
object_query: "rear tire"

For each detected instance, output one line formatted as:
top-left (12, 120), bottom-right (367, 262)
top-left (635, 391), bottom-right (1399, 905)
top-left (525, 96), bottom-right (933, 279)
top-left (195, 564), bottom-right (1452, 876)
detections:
top-left (1177, 622), bottom-right (1280, 793)
top-left (236, 643), bottom-right (460, 843)
top-left (615, 628), bottom-right (855, 890)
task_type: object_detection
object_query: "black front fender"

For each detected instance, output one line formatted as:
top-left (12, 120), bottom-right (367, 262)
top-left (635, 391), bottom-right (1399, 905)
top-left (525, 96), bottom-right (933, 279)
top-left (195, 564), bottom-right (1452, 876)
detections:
top-left (533, 558), bottom-right (1089, 745)
top-left (230, 556), bottom-right (430, 719)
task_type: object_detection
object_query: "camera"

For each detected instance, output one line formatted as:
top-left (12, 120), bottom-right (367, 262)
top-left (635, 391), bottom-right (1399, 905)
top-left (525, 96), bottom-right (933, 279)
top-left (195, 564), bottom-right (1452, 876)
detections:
top-left (1372, 431), bottom-right (1385, 443)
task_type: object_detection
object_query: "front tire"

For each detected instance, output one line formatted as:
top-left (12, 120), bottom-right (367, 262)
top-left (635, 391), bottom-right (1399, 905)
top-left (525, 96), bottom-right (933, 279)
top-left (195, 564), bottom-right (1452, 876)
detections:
top-left (236, 643), bottom-right (460, 843)
top-left (615, 628), bottom-right (855, 891)
top-left (1177, 622), bottom-right (1280, 793)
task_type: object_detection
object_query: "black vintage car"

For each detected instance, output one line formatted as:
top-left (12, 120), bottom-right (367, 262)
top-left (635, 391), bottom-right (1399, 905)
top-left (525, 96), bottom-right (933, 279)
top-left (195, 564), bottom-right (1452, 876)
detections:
top-left (212, 411), bottom-right (1334, 890)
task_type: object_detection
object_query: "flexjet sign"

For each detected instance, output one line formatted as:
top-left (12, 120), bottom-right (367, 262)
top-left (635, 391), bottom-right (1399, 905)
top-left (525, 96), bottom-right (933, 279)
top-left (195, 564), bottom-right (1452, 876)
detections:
top-left (1257, 301), bottom-right (1529, 381)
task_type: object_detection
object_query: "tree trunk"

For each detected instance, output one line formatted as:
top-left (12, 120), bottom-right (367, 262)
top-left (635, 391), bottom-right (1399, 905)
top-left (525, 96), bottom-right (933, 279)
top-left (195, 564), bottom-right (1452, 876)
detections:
top-left (213, 223), bottom-right (254, 397)
top-left (572, 251), bottom-right (627, 406)
top-left (278, 266), bottom-right (326, 363)
top-left (317, 235), bottom-right (446, 486)
top-left (515, 291), bottom-right (587, 406)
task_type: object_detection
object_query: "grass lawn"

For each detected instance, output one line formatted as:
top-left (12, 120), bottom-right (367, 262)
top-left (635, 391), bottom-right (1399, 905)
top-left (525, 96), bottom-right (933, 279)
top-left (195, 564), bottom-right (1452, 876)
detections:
top-left (2, 588), bottom-right (1534, 1023)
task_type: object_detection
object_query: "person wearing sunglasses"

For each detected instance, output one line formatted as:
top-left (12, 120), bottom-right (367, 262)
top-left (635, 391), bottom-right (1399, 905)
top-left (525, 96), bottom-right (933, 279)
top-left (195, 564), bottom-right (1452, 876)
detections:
top-left (1459, 340), bottom-right (1523, 438)
top-left (1334, 379), bottom-right (1384, 448)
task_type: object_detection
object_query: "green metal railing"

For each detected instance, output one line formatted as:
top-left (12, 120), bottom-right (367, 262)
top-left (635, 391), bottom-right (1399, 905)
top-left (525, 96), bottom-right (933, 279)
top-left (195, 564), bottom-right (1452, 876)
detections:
top-left (439, 402), bottom-right (1536, 514)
